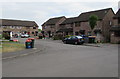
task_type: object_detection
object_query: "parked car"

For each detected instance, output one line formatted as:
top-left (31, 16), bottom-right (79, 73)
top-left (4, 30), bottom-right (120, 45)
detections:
top-left (21, 34), bottom-right (30, 38)
top-left (80, 35), bottom-right (89, 43)
top-left (62, 36), bottom-right (84, 45)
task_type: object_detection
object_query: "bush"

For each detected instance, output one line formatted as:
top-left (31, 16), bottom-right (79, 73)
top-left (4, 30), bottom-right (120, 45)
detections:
top-left (53, 34), bottom-right (63, 40)
top-left (0, 34), bottom-right (2, 39)
top-left (63, 35), bottom-right (74, 39)
top-left (3, 33), bottom-right (10, 40)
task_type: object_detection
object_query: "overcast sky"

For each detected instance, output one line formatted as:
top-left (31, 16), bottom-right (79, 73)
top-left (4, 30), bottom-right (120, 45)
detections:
top-left (0, 1), bottom-right (119, 29)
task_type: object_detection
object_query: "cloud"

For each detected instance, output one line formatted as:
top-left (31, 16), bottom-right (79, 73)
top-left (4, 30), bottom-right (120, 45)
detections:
top-left (1, 2), bottom-right (118, 29)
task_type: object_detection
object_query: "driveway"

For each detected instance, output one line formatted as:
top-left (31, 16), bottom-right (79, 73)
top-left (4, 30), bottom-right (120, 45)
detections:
top-left (2, 39), bottom-right (118, 77)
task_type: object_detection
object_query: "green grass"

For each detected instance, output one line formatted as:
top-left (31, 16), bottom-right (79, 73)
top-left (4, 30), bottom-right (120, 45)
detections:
top-left (2, 41), bottom-right (25, 53)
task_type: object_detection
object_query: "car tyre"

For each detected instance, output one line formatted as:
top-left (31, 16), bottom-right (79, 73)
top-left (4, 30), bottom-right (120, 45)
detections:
top-left (74, 42), bottom-right (78, 45)
top-left (64, 41), bottom-right (66, 44)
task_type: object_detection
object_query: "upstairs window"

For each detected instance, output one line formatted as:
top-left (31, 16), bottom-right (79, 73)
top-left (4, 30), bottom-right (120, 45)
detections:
top-left (71, 23), bottom-right (73, 27)
top-left (26, 27), bottom-right (30, 29)
top-left (33, 27), bottom-right (36, 29)
top-left (75, 22), bottom-right (81, 27)
top-left (17, 26), bottom-right (21, 29)
top-left (10, 26), bottom-right (15, 29)
top-left (50, 26), bottom-right (54, 28)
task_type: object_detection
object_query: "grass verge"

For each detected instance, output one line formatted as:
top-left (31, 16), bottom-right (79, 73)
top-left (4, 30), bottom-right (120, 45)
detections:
top-left (2, 41), bottom-right (25, 53)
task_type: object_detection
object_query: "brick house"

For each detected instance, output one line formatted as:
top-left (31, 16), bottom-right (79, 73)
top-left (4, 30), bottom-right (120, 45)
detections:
top-left (110, 9), bottom-right (120, 43)
top-left (58, 8), bottom-right (114, 42)
top-left (42, 16), bottom-right (66, 37)
top-left (0, 19), bottom-right (39, 37)
top-left (58, 17), bottom-right (77, 36)
top-left (74, 8), bottom-right (115, 42)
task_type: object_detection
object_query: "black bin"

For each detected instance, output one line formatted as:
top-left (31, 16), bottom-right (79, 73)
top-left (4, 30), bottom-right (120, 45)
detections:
top-left (88, 36), bottom-right (96, 43)
top-left (25, 39), bottom-right (32, 49)
top-left (28, 38), bottom-right (35, 48)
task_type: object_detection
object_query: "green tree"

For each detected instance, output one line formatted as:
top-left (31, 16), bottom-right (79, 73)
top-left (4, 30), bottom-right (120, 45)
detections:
top-left (38, 29), bottom-right (42, 32)
top-left (89, 14), bottom-right (98, 30)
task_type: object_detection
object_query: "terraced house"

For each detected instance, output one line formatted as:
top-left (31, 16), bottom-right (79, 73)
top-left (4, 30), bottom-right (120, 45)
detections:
top-left (0, 19), bottom-right (39, 36)
top-left (58, 8), bottom-right (115, 42)
top-left (57, 17), bottom-right (77, 36)
top-left (73, 8), bottom-right (115, 42)
top-left (42, 16), bottom-right (66, 37)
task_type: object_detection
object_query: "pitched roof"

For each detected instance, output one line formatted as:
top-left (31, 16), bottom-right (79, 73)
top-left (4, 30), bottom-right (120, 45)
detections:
top-left (0, 19), bottom-right (39, 27)
top-left (114, 9), bottom-right (120, 18)
top-left (42, 16), bottom-right (66, 26)
top-left (60, 17), bottom-right (77, 25)
top-left (76, 8), bottom-right (113, 22)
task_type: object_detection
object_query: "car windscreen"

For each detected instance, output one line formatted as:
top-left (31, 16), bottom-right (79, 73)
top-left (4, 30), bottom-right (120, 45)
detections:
top-left (76, 36), bottom-right (82, 39)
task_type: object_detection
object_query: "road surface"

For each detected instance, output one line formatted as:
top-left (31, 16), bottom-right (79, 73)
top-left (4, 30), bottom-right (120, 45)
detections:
top-left (2, 39), bottom-right (118, 77)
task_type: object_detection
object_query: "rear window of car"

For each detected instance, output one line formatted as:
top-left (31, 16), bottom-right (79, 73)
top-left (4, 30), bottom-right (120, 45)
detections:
top-left (76, 36), bottom-right (82, 38)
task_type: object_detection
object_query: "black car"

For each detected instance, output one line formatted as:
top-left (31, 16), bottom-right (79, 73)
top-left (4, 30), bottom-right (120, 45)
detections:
top-left (62, 36), bottom-right (84, 45)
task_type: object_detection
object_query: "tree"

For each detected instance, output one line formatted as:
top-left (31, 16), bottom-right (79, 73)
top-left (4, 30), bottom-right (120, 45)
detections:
top-left (38, 29), bottom-right (42, 32)
top-left (89, 14), bottom-right (98, 30)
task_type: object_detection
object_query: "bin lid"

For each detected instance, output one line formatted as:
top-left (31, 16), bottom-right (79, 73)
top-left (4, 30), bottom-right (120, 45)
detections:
top-left (13, 39), bottom-right (18, 42)
top-left (26, 39), bottom-right (32, 42)
top-left (28, 38), bottom-right (35, 40)
top-left (88, 36), bottom-right (96, 38)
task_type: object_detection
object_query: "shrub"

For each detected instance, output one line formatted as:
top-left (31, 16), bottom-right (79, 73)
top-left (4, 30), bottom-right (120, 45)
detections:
top-left (53, 34), bottom-right (63, 40)
top-left (3, 33), bottom-right (10, 40)
top-left (64, 35), bottom-right (74, 39)
top-left (0, 34), bottom-right (2, 39)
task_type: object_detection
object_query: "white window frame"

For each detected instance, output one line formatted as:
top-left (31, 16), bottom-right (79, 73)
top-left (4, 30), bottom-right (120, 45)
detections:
top-left (10, 26), bottom-right (15, 29)
top-left (109, 21), bottom-right (112, 26)
top-left (17, 26), bottom-right (21, 29)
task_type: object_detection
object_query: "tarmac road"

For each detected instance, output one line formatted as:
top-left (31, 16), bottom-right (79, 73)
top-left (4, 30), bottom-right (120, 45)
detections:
top-left (2, 39), bottom-right (118, 77)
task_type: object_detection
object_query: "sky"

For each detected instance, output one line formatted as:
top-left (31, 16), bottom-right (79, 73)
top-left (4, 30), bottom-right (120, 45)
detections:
top-left (0, 0), bottom-right (119, 29)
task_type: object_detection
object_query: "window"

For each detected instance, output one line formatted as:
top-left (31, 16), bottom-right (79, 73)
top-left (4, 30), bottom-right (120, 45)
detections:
top-left (75, 22), bottom-right (81, 27)
top-left (75, 32), bottom-right (79, 35)
top-left (17, 26), bottom-right (21, 29)
top-left (33, 27), bottom-right (36, 29)
top-left (71, 24), bottom-right (73, 27)
top-left (44, 26), bottom-right (47, 29)
top-left (88, 31), bottom-right (91, 36)
top-left (32, 32), bottom-right (34, 34)
top-left (118, 18), bottom-right (120, 24)
top-left (79, 30), bottom-right (85, 35)
top-left (50, 26), bottom-right (54, 28)
top-left (66, 32), bottom-right (68, 35)
top-left (3, 26), bottom-right (7, 29)
top-left (109, 21), bottom-right (112, 26)
top-left (26, 27), bottom-right (30, 29)
top-left (115, 31), bottom-right (120, 37)
top-left (10, 26), bottom-right (15, 29)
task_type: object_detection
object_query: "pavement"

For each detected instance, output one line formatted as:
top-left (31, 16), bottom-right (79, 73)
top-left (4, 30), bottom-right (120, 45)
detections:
top-left (2, 38), bottom-right (45, 60)
top-left (2, 44), bottom-right (45, 60)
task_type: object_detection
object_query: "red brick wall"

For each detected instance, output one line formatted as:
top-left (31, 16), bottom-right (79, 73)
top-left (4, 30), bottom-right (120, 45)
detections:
top-left (111, 32), bottom-right (120, 43)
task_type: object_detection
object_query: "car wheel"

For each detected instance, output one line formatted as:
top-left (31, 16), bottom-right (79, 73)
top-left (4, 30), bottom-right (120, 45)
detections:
top-left (64, 41), bottom-right (66, 44)
top-left (74, 42), bottom-right (78, 45)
